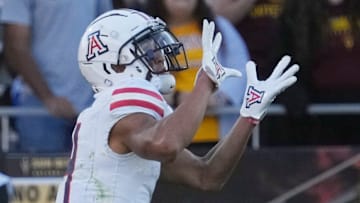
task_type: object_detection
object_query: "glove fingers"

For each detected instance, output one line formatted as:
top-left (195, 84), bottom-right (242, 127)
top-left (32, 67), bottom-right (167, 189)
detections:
top-left (224, 67), bottom-right (242, 78)
top-left (274, 76), bottom-right (297, 94)
top-left (213, 33), bottom-right (222, 54)
top-left (278, 64), bottom-right (299, 82)
top-left (245, 61), bottom-right (258, 84)
top-left (269, 55), bottom-right (291, 80)
top-left (202, 19), bottom-right (210, 50)
top-left (208, 21), bottom-right (215, 48)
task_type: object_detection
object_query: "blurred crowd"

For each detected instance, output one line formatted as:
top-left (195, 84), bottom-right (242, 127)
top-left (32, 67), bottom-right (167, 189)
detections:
top-left (0, 0), bottom-right (359, 152)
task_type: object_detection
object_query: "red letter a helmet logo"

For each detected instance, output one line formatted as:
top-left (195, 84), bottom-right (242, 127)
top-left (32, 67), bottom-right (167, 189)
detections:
top-left (245, 86), bottom-right (264, 108)
top-left (86, 30), bottom-right (109, 61)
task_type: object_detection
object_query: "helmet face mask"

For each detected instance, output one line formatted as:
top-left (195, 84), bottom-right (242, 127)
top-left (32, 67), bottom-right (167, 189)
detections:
top-left (122, 26), bottom-right (188, 74)
top-left (78, 9), bottom-right (189, 92)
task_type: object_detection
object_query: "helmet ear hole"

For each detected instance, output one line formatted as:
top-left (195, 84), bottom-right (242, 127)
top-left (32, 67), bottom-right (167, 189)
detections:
top-left (111, 64), bottom-right (126, 73)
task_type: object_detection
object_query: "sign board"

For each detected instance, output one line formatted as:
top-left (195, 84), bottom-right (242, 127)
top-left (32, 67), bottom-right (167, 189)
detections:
top-left (11, 178), bottom-right (61, 203)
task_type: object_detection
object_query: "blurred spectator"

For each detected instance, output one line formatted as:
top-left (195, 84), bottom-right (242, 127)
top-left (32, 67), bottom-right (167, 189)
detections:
top-left (145, 0), bottom-right (249, 142)
top-left (0, 62), bottom-right (12, 106)
top-left (209, 0), bottom-right (360, 146)
top-left (0, 0), bottom-right (15, 151)
top-left (277, 0), bottom-right (360, 145)
top-left (112, 0), bottom-right (146, 10)
top-left (0, 0), bottom-right (113, 153)
top-left (0, 172), bottom-right (13, 203)
top-left (206, 0), bottom-right (283, 80)
top-left (0, 0), bottom-right (11, 106)
top-left (277, 1), bottom-right (360, 200)
top-left (205, 0), bottom-right (256, 24)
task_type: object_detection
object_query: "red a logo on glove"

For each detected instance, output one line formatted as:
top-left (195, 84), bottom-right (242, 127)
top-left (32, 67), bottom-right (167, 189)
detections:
top-left (212, 57), bottom-right (225, 80)
top-left (245, 86), bottom-right (264, 108)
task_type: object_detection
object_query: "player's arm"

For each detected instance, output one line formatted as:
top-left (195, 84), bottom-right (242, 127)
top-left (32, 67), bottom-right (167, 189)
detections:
top-left (3, 24), bottom-right (76, 118)
top-left (3, 24), bottom-right (53, 102)
top-left (110, 20), bottom-right (243, 163)
top-left (159, 118), bottom-right (254, 191)
top-left (110, 70), bottom-right (215, 162)
top-left (159, 55), bottom-right (299, 191)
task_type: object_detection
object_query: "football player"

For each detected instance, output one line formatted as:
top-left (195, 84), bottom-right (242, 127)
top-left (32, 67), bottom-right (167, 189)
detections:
top-left (56, 9), bottom-right (299, 203)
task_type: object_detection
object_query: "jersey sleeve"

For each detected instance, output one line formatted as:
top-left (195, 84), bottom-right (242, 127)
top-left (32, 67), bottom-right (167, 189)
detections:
top-left (109, 79), bottom-right (166, 120)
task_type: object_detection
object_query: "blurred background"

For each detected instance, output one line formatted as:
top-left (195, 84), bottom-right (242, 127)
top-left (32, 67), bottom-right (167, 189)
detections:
top-left (1, 0), bottom-right (360, 202)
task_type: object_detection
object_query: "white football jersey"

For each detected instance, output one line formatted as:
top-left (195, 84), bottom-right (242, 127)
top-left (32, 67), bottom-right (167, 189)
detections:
top-left (56, 77), bottom-right (173, 203)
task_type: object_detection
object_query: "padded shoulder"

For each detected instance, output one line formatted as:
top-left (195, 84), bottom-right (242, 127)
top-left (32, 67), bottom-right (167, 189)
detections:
top-left (109, 78), bottom-right (166, 120)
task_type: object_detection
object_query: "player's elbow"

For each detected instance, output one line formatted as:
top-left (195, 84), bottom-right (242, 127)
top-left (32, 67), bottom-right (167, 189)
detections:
top-left (193, 165), bottom-right (226, 192)
top-left (145, 139), bottom-right (180, 162)
top-left (198, 178), bottom-right (225, 192)
top-left (156, 143), bottom-right (179, 162)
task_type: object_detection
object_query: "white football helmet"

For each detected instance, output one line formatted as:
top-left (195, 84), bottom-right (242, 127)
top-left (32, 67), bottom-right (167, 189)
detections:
top-left (78, 9), bottom-right (188, 93)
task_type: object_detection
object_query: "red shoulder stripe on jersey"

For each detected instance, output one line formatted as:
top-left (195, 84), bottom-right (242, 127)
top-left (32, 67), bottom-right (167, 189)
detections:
top-left (110, 99), bottom-right (164, 117)
top-left (112, 87), bottom-right (163, 101)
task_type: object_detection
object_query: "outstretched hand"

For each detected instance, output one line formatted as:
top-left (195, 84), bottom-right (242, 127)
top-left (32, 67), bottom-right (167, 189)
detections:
top-left (240, 55), bottom-right (299, 121)
top-left (201, 19), bottom-right (242, 87)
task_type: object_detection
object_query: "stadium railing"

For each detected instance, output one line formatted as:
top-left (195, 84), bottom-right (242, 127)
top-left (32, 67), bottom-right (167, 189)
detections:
top-left (267, 152), bottom-right (360, 203)
top-left (207, 103), bottom-right (360, 149)
top-left (1, 103), bottom-right (360, 152)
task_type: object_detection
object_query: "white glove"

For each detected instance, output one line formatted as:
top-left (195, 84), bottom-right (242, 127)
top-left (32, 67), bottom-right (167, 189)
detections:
top-left (201, 19), bottom-right (242, 87)
top-left (240, 55), bottom-right (299, 121)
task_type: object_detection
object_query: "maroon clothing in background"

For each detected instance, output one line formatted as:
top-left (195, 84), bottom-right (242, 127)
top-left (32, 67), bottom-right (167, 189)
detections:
top-left (311, 3), bottom-right (360, 102)
top-left (236, 0), bottom-right (284, 80)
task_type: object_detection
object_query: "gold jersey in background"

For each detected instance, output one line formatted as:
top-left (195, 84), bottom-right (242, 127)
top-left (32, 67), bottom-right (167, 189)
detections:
top-left (171, 20), bottom-right (219, 143)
